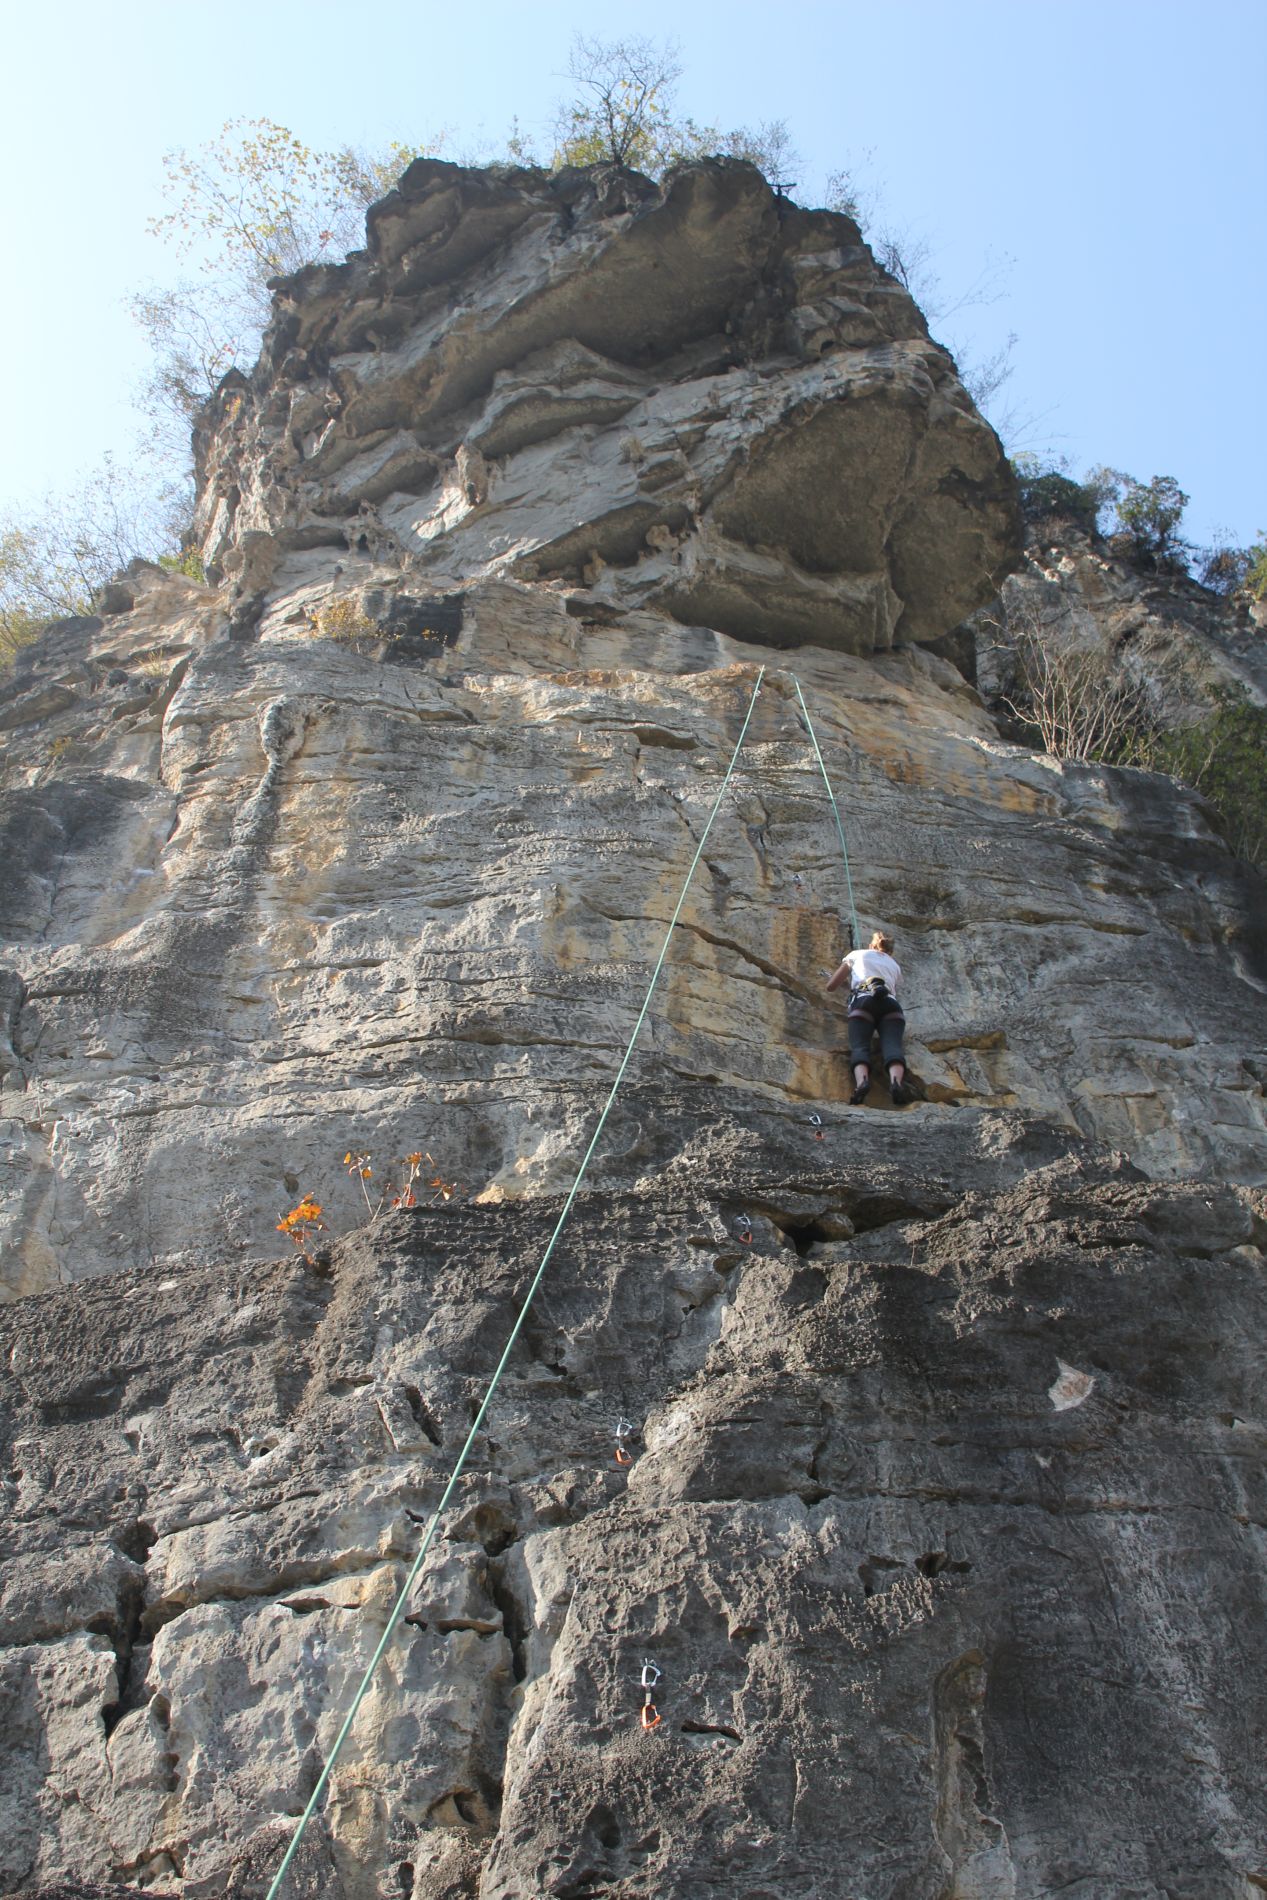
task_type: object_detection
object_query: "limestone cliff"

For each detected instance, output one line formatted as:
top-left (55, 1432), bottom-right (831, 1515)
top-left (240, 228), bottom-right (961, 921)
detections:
top-left (1, 160), bottom-right (1264, 1900)
top-left (193, 158), bottom-right (1017, 655)
top-left (979, 519), bottom-right (1267, 731)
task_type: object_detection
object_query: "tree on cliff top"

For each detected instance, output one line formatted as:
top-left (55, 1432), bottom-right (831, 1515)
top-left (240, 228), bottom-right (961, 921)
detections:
top-left (0, 459), bottom-right (188, 663)
top-left (7, 52), bottom-right (796, 664)
top-left (1089, 469), bottom-right (1190, 567)
top-left (551, 34), bottom-right (800, 189)
top-left (146, 118), bottom-right (427, 310)
top-left (133, 119), bottom-right (444, 449)
top-left (135, 68), bottom-right (798, 454)
top-left (552, 35), bottom-right (683, 169)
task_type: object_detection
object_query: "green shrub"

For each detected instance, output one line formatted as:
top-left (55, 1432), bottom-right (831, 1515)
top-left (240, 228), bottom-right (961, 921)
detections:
top-left (1117, 474), bottom-right (1188, 559)
top-left (158, 547), bottom-right (206, 582)
top-left (1, 458), bottom-right (191, 670)
top-left (308, 598), bottom-right (382, 644)
top-left (1088, 467), bottom-right (1189, 565)
top-left (1132, 689), bottom-right (1267, 872)
top-left (994, 592), bottom-right (1266, 871)
top-left (0, 602), bottom-right (48, 668)
top-left (1245, 533), bottom-right (1267, 602)
top-left (1191, 532), bottom-right (1267, 602)
top-left (1011, 456), bottom-right (1103, 534)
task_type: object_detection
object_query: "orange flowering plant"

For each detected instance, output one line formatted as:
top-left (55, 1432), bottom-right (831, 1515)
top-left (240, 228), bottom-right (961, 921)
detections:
top-left (276, 1150), bottom-right (459, 1258)
top-left (393, 1151), bottom-right (458, 1209)
top-left (344, 1148), bottom-right (461, 1221)
top-left (276, 1195), bottom-right (325, 1262)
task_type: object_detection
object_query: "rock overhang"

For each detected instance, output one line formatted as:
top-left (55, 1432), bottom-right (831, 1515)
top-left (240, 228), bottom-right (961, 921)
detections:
top-left (193, 155), bottom-right (1022, 659)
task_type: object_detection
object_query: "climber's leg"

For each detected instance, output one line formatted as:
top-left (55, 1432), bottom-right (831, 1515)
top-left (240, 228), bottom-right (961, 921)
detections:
top-left (847, 1004), bottom-right (875, 1103)
top-left (876, 999), bottom-right (910, 1102)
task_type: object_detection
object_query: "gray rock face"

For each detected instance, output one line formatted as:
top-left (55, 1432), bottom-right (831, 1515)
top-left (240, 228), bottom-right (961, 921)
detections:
top-left (1, 575), bottom-right (1262, 1301)
top-left (978, 524), bottom-right (1267, 729)
top-left (1, 159), bottom-right (1265, 1898)
top-left (2, 1144), bottom-right (1265, 1897)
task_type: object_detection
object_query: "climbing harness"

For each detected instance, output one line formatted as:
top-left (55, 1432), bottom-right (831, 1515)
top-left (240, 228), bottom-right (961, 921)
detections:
top-left (263, 667), bottom-right (767, 1900)
top-left (851, 977), bottom-right (891, 998)
top-left (640, 1658), bottom-right (663, 1731)
top-left (613, 1417), bottom-right (637, 1467)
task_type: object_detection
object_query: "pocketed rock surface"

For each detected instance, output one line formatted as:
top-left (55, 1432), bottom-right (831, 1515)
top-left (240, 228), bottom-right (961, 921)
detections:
top-left (2, 1144), bottom-right (1265, 1898)
top-left (1, 158), bottom-right (1265, 1899)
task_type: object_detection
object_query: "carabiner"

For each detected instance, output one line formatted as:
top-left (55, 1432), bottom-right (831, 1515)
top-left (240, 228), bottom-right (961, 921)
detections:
top-left (614, 1444), bottom-right (633, 1468)
top-left (641, 1700), bottom-right (661, 1731)
top-left (640, 1659), bottom-right (662, 1689)
top-left (735, 1215), bottom-right (753, 1246)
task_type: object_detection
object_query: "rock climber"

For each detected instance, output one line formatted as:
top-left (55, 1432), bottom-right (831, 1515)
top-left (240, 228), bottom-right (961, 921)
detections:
top-left (826, 930), bottom-right (912, 1106)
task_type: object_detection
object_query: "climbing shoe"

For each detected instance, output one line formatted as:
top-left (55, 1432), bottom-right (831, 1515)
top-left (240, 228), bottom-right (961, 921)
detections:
top-left (890, 1081), bottom-right (913, 1106)
top-left (849, 1080), bottom-right (870, 1106)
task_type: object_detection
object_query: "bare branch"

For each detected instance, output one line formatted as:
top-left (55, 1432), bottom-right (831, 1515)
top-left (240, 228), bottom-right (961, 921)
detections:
top-left (988, 596), bottom-right (1147, 764)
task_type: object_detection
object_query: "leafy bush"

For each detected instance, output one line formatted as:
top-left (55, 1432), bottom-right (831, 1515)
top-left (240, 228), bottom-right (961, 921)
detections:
top-left (0, 601), bottom-right (48, 668)
top-left (135, 119), bottom-right (443, 446)
top-left (987, 598), bottom-right (1266, 872)
top-left (308, 598), bottom-right (382, 644)
top-left (1, 519), bottom-right (99, 656)
top-left (0, 457), bottom-right (193, 669)
top-left (1011, 455), bottom-right (1103, 534)
top-left (1246, 533), bottom-right (1267, 602)
top-left (1089, 467), bottom-right (1189, 565)
top-left (1118, 474), bottom-right (1188, 558)
top-left (158, 547), bottom-right (206, 583)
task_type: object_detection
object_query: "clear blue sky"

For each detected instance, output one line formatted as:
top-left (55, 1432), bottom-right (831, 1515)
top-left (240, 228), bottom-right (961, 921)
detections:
top-left (2, 0), bottom-right (1263, 549)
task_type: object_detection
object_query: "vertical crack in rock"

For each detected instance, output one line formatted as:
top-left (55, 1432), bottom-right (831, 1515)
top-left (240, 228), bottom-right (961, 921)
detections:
top-left (933, 1652), bottom-right (1017, 1899)
top-left (97, 1568), bottom-right (148, 1739)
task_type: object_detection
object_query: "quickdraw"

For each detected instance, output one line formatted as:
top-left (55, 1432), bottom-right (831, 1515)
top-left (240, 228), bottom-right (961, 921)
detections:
top-left (809, 1111), bottom-right (824, 1141)
top-left (735, 1214), bottom-right (753, 1246)
top-left (640, 1658), bottom-right (662, 1731)
top-left (614, 1416), bottom-right (637, 1468)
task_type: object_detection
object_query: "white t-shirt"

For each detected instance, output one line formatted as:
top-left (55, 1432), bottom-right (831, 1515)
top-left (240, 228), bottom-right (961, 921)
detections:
top-left (844, 948), bottom-right (901, 995)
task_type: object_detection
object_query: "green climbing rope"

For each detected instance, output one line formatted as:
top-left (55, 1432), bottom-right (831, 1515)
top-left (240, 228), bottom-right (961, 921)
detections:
top-left (263, 665), bottom-right (767, 1900)
top-left (790, 673), bottom-right (861, 950)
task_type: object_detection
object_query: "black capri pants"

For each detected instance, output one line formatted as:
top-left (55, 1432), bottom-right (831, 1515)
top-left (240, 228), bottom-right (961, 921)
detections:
top-left (847, 988), bottom-right (906, 1071)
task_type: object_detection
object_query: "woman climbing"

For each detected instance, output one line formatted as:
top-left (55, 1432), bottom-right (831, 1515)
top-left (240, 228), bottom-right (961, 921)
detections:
top-left (826, 930), bottom-right (912, 1106)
